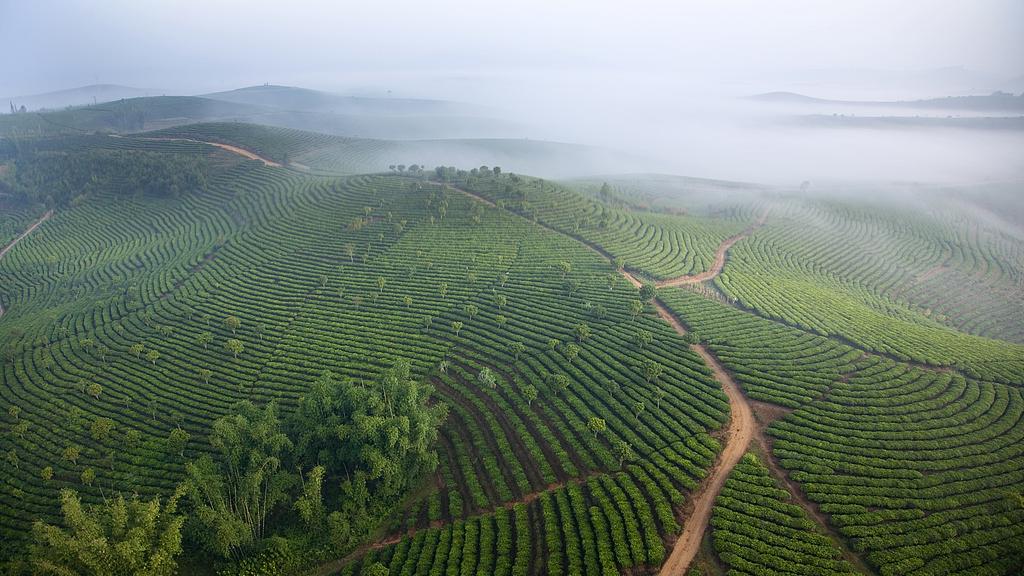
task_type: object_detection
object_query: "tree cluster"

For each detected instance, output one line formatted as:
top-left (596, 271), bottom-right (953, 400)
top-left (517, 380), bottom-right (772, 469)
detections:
top-left (18, 361), bottom-right (446, 575)
top-left (0, 148), bottom-right (208, 207)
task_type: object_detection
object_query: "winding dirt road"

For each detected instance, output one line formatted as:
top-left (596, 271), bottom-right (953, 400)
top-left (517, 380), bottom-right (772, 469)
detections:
top-left (448, 182), bottom-right (762, 575)
top-left (110, 134), bottom-right (282, 167)
top-left (0, 210), bottom-right (53, 318)
top-left (656, 209), bottom-right (768, 287)
top-left (659, 329), bottom-right (754, 575)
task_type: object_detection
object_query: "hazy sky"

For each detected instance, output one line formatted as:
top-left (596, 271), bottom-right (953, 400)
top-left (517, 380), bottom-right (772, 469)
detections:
top-left (2, 0), bottom-right (1022, 97)
top-left (2, 0), bottom-right (1022, 184)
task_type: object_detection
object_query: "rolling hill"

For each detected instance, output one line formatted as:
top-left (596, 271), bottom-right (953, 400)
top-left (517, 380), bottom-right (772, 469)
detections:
top-left (1, 122), bottom-right (1022, 576)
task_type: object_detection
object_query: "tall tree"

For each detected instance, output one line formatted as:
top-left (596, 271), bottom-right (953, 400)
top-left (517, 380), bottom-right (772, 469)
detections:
top-left (29, 487), bottom-right (185, 576)
top-left (290, 364), bottom-right (447, 499)
top-left (183, 401), bottom-right (294, 559)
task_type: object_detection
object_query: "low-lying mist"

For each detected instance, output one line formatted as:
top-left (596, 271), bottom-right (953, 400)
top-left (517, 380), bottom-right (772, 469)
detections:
top-left (357, 69), bottom-right (1024, 186)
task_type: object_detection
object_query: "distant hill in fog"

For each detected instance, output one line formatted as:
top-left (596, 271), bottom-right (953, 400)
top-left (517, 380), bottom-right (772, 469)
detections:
top-left (3, 84), bottom-right (165, 112)
top-left (751, 91), bottom-right (1024, 112)
top-left (203, 84), bottom-right (486, 116)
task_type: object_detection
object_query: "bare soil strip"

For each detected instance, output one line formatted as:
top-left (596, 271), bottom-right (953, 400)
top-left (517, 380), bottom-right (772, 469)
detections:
top-left (652, 304), bottom-right (754, 576)
top-left (311, 471), bottom-right (603, 576)
top-left (0, 210), bottom-right (52, 261)
top-left (110, 134), bottom-right (282, 167)
top-left (0, 210), bottom-right (53, 318)
top-left (656, 209), bottom-right (768, 287)
top-left (448, 183), bottom-right (765, 576)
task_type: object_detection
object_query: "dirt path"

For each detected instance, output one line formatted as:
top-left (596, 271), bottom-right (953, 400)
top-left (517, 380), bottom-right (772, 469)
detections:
top-left (445, 181), bottom-right (763, 576)
top-left (311, 471), bottom-right (603, 576)
top-left (0, 210), bottom-right (53, 318)
top-left (110, 134), bottom-right (282, 167)
top-left (749, 424), bottom-right (876, 575)
top-left (653, 304), bottom-right (754, 576)
top-left (0, 210), bottom-right (52, 261)
top-left (656, 209), bottom-right (768, 287)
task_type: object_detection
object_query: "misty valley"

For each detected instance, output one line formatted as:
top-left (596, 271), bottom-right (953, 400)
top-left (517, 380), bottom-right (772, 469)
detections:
top-left (1, 2), bottom-right (1023, 576)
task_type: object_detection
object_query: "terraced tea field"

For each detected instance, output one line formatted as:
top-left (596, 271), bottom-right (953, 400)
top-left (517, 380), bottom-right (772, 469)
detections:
top-left (1, 126), bottom-right (1022, 575)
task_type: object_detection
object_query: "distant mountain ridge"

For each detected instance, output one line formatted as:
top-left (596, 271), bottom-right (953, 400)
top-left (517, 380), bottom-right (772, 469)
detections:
top-left (3, 84), bottom-right (164, 112)
top-left (750, 90), bottom-right (1024, 112)
top-left (202, 84), bottom-right (490, 117)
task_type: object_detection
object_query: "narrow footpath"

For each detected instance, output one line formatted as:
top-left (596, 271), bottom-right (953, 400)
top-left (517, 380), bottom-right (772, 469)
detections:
top-left (0, 210), bottom-right (53, 318)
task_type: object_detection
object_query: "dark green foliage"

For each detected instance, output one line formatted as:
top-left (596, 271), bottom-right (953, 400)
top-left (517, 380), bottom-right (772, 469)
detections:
top-left (0, 148), bottom-right (208, 207)
top-left (183, 401), bottom-right (294, 559)
top-left (28, 487), bottom-right (185, 576)
top-left (290, 363), bottom-right (447, 499)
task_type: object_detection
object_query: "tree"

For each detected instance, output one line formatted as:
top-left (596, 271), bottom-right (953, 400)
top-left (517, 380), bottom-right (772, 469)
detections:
top-left (630, 299), bottom-right (644, 320)
top-left (558, 261), bottom-right (572, 279)
top-left (553, 374), bottom-right (571, 395)
top-left (522, 384), bottom-right (538, 407)
top-left (634, 328), bottom-right (653, 350)
top-left (639, 283), bottom-right (657, 302)
top-left (632, 401), bottom-right (645, 422)
top-left (614, 440), bottom-right (634, 468)
top-left (90, 417), bottom-right (114, 442)
top-left (403, 295), bottom-right (413, 308)
top-left (587, 416), bottom-right (606, 437)
top-left (146, 350), bottom-right (160, 365)
top-left (8, 405), bottom-right (20, 421)
top-left (198, 368), bottom-right (213, 384)
top-left (124, 429), bottom-right (143, 449)
top-left (494, 294), bottom-right (507, 309)
top-left (464, 303), bottom-right (479, 320)
top-left (29, 487), bottom-right (185, 576)
top-left (564, 343), bottom-right (581, 363)
top-left (289, 366), bottom-right (447, 546)
top-left (451, 321), bottom-right (463, 337)
top-left (224, 315), bottom-right (241, 334)
top-left (87, 383), bottom-right (102, 399)
top-left (198, 331), bottom-right (214, 349)
top-left (184, 401), bottom-right (294, 559)
top-left (168, 428), bottom-right (190, 457)
top-left (478, 367), bottom-right (497, 389)
top-left (80, 468), bottom-right (95, 486)
top-left (41, 466), bottom-right (53, 481)
top-left (643, 359), bottom-right (664, 383)
top-left (507, 341), bottom-right (526, 360)
top-left (225, 338), bottom-right (245, 359)
top-left (130, 343), bottom-right (145, 357)
top-left (547, 338), bottom-right (560, 351)
top-left (376, 277), bottom-right (387, 294)
top-left (363, 562), bottom-right (390, 576)
top-left (654, 386), bottom-right (666, 409)
top-left (63, 445), bottom-right (80, 465)
top-left (495, 314), bottom-right (507, 328)
top-left (439, 282), bottom-right (448, 299)
top-left (294, 465), bottom-right (326, 530)
top-left (575, 322), bottom-right (591, 342)
top-left (614, 256), bottom-right (625, 271)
